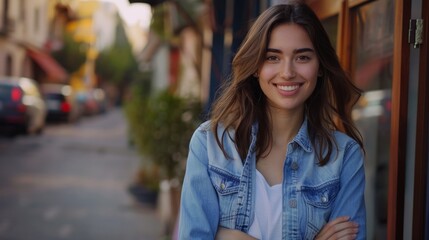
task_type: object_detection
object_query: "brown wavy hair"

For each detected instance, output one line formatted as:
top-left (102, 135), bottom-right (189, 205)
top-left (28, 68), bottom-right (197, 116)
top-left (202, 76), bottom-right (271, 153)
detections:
top-left (209, 3), bottom-right (363, 165)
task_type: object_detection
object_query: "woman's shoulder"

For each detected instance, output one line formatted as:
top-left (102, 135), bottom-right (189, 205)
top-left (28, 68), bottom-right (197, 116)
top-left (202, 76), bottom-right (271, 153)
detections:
top-left (190, 120), bottom-right (242, 167)
top-left (191, 120), bottom-right (231, 145)
top-left (331, 130), bottom-right (361, 151)
top-left (194, 120), bottom-right (230, 135)
top-left (196, 120), bottom-right (211, 132)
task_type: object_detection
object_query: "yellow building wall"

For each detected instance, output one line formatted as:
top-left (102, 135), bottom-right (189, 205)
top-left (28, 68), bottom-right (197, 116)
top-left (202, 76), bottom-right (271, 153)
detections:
top-left (64, 0), bottom-right (100, 91)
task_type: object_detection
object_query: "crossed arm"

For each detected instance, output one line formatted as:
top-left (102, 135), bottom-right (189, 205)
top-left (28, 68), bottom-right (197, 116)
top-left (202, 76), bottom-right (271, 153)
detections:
top-left (215, 216), bottom-right (359, 240)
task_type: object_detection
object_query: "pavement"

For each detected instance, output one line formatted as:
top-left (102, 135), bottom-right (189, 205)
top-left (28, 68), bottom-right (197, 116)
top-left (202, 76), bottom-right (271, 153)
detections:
top-left (0, 107), bottom-right (166, 240)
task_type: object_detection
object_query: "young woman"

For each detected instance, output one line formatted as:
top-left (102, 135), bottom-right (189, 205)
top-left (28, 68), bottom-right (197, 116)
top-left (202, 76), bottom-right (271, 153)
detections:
top-left (179, 3), bottom-right (366, 239)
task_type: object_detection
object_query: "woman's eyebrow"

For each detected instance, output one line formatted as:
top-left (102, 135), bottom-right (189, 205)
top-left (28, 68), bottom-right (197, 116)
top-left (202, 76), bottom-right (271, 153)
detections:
top-left (266, 48), bottom-right (282, 53)
top-left (266, 48), bottom-right (315, 54)
top-left (293, 48), bottom-right (315, 54)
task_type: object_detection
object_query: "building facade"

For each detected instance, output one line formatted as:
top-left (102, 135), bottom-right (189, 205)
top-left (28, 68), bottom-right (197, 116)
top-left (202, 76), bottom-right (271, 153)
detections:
top-left (0, 0), bottom-right (67, 83)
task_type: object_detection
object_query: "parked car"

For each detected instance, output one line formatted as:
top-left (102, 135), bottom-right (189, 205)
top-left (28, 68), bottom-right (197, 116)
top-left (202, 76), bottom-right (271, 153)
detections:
top-left (76, 90), bottom-right (100, 116)
top-left (0, 76), bottom-right (47, 135)
top-left (74, 88), bottom-right (109, 116)
top-left (92, 88), bottom-right (109, 114)
top-left (41, 83), bottom-right (81, 123)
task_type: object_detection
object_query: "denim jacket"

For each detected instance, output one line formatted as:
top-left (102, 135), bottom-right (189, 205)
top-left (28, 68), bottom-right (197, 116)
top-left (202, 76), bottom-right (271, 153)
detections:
top-left (178, 119), bottom-right (366, 240)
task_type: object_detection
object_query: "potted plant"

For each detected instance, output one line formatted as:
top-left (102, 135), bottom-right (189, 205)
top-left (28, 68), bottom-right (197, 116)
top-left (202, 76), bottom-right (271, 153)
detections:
top-left (125, 87), bottom-right (201, 235)
top-left (136, 89), bottom-right (201, 180)
top-left (125, 84), bottom-right (201, 207)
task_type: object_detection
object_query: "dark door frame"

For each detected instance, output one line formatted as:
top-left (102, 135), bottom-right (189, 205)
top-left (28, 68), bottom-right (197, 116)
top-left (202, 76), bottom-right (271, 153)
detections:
top-left (387, 0), bottom-right (411, 238)
top-left (412, 0), bottom-right (429, 238)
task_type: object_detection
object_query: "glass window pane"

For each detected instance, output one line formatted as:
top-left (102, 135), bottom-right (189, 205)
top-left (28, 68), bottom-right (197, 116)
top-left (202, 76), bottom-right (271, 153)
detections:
top-left (351, 0), bottom-right (395, 239)
top-left (321, 15), bottom-right (338, 50)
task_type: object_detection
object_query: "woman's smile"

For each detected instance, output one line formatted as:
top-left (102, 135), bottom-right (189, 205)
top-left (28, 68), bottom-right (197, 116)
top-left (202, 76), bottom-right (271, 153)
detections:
top-left (275, 83), bottom-right (303, 93)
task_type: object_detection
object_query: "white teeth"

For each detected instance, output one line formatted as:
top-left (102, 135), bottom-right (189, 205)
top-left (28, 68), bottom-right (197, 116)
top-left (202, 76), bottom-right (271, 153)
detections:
top-left (277, 84), bottom-right (299, 91)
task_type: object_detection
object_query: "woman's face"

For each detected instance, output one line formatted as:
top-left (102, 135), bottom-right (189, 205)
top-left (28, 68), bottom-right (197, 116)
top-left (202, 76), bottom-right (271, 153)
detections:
top-left (258, 23), bottom-right (319, 114)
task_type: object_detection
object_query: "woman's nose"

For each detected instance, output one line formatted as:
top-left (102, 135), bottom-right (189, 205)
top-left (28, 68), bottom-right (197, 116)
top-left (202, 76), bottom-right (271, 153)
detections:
top-left (280, 61), bottom-right (296, 79)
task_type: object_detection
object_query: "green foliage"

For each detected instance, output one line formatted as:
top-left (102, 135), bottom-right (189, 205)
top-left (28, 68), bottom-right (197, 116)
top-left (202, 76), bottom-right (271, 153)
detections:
top-left (94, 17), bottom-right (138, 85)
top-left (150, 0), bottom-right (204, 40)
top-left (125, 85), bottom-right (201, 180)
top-left (95, 46), bottom-right (137, 85)
top-left (150, 4), bottom-right (168, 40)
top-left (52, 32), bottom-right (87, 73)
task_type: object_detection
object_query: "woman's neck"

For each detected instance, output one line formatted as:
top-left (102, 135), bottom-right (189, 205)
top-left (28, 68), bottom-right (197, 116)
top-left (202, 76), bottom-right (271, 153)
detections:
top-left (256, 107), bottom-right (304, 186)
top-left (268, 107), bottom-right (304, 146)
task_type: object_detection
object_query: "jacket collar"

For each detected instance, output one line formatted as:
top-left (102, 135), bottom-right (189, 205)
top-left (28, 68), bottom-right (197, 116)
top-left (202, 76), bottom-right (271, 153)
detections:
top-left (251, 117), bottom-right (313, 153)
top-left (292, 117), bottom-right (312, 152)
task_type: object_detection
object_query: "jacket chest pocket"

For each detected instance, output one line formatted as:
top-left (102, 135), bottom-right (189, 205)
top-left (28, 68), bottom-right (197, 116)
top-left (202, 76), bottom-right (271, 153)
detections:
top-left (208, 166), bottom-right (241, 226)
top-left (301, 179), bottom-right (340, 239)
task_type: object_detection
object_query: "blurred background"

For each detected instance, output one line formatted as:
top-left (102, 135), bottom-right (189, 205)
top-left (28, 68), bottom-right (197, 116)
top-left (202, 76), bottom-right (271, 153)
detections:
top-left (0, 0), bottom-right (428, 239)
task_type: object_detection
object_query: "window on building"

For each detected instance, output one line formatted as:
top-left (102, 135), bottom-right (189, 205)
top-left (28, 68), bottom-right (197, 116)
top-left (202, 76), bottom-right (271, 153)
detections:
top-left (2, 0), bottom-right (9, 29)
top-left (34, 8), bottom-right (40, 32)
top-left (351, 0), bottom-right (395, 239)
top-left (321, 15), bottom-right (338, 51)
top-left (6, 54), bottom-right (13, 76)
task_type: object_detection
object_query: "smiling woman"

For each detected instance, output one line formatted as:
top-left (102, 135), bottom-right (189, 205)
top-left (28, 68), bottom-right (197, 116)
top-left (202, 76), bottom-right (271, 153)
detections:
top-left (179, 3), bottom-right (366, 240)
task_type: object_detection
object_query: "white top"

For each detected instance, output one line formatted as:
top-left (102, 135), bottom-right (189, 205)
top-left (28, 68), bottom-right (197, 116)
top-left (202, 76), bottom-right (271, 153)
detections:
top-left (248, 170), bottom-right (283, 240)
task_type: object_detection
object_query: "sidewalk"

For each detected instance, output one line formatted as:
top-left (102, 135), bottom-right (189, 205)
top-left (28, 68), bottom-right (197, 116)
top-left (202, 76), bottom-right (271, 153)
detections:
top-left (0, 107), bottom-right (165, 240)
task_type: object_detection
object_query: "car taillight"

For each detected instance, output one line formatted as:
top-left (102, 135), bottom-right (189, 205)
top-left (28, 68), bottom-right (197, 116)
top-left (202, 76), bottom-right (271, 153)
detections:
top-left (61, 102), bottom-right (71, 112)
top-left (11, 87), bottom-right (22, 101)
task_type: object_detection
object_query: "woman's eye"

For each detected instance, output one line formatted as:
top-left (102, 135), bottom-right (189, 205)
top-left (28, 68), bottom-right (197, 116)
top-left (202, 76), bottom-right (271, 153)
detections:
top-left (266, 56), bottom-right (279, 61)
top-left (296, 56), bottom-right (311, 62)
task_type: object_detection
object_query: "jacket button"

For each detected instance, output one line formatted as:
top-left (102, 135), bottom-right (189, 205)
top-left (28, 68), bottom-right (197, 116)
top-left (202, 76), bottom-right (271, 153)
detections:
top-left (291, 162), bottom-right (299, 170)
top-left (220, 183), bottom-right (226, 190)
top-left (321, 195), bottom-right (328, 203)
top-left (289, 199), bottom-right (297, 208)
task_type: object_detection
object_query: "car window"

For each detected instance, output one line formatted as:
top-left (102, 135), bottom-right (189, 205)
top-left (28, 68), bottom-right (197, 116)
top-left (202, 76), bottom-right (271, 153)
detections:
top-left (0, 85), bottom-right (13, 100)
top-left (44, 93), bottom-right (66, 101)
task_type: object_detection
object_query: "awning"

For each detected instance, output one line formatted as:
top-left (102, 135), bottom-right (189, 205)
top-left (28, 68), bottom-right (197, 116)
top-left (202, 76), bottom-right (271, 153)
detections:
top-left (26, 47), bottom-right (68, 82)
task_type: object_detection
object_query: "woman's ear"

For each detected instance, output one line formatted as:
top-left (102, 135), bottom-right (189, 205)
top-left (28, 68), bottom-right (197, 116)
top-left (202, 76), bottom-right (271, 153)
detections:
top-left (253, 72), bottom-right (259, 78)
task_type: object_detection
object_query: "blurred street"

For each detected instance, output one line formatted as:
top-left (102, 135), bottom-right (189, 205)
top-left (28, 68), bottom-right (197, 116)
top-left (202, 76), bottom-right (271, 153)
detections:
top-left (0, 108), bottom-right (163, 240)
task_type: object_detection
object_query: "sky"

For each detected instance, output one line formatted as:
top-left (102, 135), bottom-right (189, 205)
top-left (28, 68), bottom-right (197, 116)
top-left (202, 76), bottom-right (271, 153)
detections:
top-left (103, 0), bottom-right (152, 29)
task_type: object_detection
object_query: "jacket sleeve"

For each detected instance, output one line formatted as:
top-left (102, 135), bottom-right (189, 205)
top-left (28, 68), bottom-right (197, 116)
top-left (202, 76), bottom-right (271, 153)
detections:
top-left (178, 128), bottom-right (219, 240)
top-left (330, 142), bottom-right (366, 240)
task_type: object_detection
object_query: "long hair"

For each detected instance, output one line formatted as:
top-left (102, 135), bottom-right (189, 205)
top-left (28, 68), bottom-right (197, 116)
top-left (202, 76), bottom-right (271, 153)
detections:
top-left (210, 3), bottom-right (363, 165)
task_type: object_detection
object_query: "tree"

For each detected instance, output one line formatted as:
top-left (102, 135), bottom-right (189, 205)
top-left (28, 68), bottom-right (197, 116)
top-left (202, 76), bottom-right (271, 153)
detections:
top-left (94, 17), bottom-right (137, 86)
top-left (52, 31), bottom-right (87, 73)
